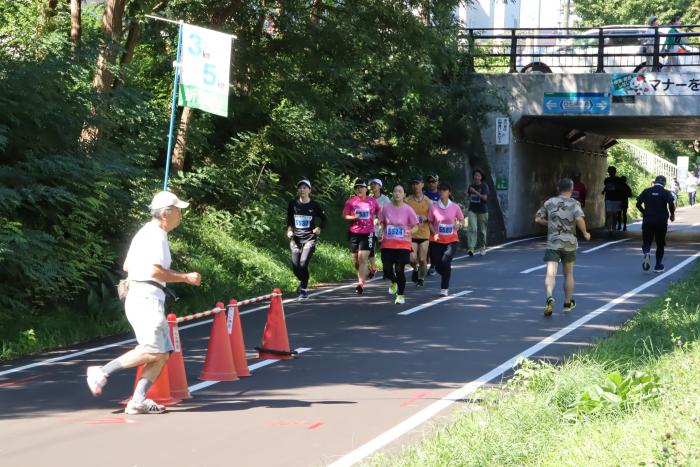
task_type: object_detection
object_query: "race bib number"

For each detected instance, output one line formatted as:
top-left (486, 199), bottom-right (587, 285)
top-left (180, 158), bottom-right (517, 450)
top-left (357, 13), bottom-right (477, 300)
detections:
top-left (355, 208), bottom-right (370, 220)
top-left (294, 215), bottom-right (312, 229)
top-left (385, 225), bottom-right (405, 239)
top-left (470, 194), bottom-right (481, 204)
top-left (438, 223), bottom-right (454, 235)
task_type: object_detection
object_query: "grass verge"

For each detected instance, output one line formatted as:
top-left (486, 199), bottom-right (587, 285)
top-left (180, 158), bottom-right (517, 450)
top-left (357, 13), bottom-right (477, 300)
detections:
top-left (370, 262), bottom-right (700, 466)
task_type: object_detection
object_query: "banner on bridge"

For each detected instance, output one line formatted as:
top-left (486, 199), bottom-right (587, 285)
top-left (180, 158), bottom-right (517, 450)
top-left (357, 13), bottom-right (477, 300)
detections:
top-left (178, 24), bottom-right (233, 117)
top-left (611, 73), bottom-right (700, 96)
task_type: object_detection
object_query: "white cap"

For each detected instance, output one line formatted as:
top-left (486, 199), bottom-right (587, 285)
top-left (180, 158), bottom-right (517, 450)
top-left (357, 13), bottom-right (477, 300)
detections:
top-left (297, 179), bottom-right (312, 188)
top-left (369, 178), bottom-right (383, 187)
top-left (150, 191), bottom-right (190, 210)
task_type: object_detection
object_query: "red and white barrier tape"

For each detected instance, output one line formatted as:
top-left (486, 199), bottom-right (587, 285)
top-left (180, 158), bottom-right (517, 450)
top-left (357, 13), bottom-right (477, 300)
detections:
top-left (173, 292), bottom-right (282, 323)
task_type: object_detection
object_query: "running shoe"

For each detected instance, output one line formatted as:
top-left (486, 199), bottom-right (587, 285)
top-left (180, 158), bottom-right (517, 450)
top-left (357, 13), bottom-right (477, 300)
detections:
top-left (411, 269), bottom-right (419, 283)
top-left (395, 294), bottom-right (405, 305)
top-left (544, 296), bottom-right (555, 317)
top-left (298, 289), bottom-right (309, 300)
top-left (479, 247), bottom-right (486, 256)
top-left (654, 264), bottom-right (665, 273)
top-left (467, 250), bottom-right (474, 257)
top-left (642, 253), bottom-right (651, 271)
top-left (563, 298), bottom-right (576, 314)
top-left (125, 398), bottom-right (166, 415)
top-left (428, 266), bottom-right (436, 276)
top-left (416, 278), bottom-right (424, 287)
top-left (368, 266), bottom-right (377, 279)
top-left (355, 282), bottom-right (365, 295)
top-left (389, 282), bottom-right (398, 294)
top-left (440, 289), bottom-right (449, 297)
top-left (86, 366), bottom-right (107, 397)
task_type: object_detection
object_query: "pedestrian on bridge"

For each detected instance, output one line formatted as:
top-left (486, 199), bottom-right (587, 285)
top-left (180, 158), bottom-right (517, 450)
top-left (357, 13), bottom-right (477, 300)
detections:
top-left (86, 191), bottom-right (202, 414)
top-left (636, 175), bottom-right (675, 273)
top-left (535, 178), bottom-right (591, 317)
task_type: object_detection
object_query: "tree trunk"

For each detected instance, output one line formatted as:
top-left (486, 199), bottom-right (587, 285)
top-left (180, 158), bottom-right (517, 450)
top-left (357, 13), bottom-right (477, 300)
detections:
top-left (92, 0), bottom-right (126, 92)
top-left (113, 20), bottom-right (140, 88)
top-left (171, 107), bottom-right (193, 171)
top-left (310, 0), bottom-right (322, 25)
top-left (70, 0), bottom-right (81, 50)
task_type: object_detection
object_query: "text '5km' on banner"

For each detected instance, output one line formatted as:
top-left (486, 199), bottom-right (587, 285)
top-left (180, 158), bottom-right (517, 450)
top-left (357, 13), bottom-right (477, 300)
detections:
top-left (178, 24), bottom-right (232, 117)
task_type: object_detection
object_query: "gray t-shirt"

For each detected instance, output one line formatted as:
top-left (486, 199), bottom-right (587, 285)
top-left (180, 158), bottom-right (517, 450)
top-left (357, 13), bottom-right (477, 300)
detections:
top-left (536, 196), bottom-right (585, 251)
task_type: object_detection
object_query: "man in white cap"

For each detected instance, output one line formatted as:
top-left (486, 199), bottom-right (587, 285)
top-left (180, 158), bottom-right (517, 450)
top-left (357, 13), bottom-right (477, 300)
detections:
top-left (86, 191), bottom-right (201, 414)
top-left (369, 178), bottom-right (390, 278)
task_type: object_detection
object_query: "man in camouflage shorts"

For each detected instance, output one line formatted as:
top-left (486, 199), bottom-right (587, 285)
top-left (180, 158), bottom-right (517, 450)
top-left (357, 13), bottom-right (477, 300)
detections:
top-left (535, 178), bottom-right (591, 317)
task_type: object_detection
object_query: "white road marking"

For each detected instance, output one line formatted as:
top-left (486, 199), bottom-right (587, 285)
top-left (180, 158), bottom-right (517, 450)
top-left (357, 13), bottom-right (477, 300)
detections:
top-left (328, 252), bottom-right (700, 467)
top-left (582, 238), bottom-right (631, 253)
top-left (187, 347), bottom-right (312, 393)
top-left (0, 235), bottom-right (542, 376)
top-left (520, 264), bottom-right (546, 274)
top-left (397, 291), bottom-right (473, 316)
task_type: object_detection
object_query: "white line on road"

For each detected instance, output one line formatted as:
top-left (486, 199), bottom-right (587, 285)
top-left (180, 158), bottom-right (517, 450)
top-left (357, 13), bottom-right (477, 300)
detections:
top-left (397, 291), bottom-right (472, 316)
top-left (328, 252), bottom-right (700, 467)
top-left (520, 264), bottom-right (546, 274)
top-left (187, 347), bottom-right (312, 393)
top-left (582, 238), bottom-right (631, 253)
top-left (0, 236), bottom-right (542, 376)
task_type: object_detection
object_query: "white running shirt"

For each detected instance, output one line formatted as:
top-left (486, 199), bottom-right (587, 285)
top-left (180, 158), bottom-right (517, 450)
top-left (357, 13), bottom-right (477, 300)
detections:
top-left (125, 221), bottom-right (171, 301)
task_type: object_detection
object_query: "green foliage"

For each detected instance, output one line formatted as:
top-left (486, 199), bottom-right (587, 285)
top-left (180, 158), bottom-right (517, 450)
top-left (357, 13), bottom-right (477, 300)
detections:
top-left (572, 0), bottom-right (697, 27)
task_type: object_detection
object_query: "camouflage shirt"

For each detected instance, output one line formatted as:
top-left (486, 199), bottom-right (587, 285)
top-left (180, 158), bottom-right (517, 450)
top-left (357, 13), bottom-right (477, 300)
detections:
top-left (536, 196), bottom-right (585, 251)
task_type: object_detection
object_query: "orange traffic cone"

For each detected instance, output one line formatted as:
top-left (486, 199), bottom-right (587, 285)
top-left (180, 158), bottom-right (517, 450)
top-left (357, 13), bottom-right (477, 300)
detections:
top-left (199, 302), bottom-right (239, 381)
top-left (167, 313), bottom-right (191, 399)
top-left (256, 289), bottom-right (297, 360)
top-left (227, 300), bottom-right (251, 377)
top-left (124, 363), bottom-right (182, 406)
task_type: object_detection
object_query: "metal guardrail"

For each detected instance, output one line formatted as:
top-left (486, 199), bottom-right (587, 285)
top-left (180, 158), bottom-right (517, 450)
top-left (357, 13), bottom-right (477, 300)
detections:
top-left (623, 141), bottom-right (677, 180)
top-left (460, 24), bottom-right (700, 73)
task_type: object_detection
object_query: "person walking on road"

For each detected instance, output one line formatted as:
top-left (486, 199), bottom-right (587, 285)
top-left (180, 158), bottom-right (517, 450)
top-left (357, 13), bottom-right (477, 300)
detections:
top-left (571, 173), bottom-right (587, 208)
top-left (636, 175), bottom-right (676, 273)
top-left (428, 181), bottom-right (466, 297)
top-left (602, 166), bottom-right (622, 236)
top-left (287, 179), bottom-right (327, 299)
top-left (343, 179), bottom-right (381, 295)
top-left (535, 178), bottom-right (591, 317)
top-left (380, 183), bottom-right (420, 304)
top-left (406, 176), bottom-right (432, 287)
top-left (86, 191), bottom-right (201, 414)
top-left (686, 173), bottom-right (697, 207)
top-left (466, 169), bottom-right (490, 256)
top-left (369, 178), bottom-right (391, 279)
top-left (617, 175), bottom-right (633, 231)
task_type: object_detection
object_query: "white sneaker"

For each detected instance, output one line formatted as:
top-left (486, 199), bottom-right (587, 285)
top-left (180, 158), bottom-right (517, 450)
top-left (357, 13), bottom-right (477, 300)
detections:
top-left (125, 398), bottom-right (166, 415)
top-left (479, 248), bottom-right (486, 256)
top-left (440, 289), bottom-right (449, 297)
top-left (86, 366), bottom-right (107, 397)
top-left (394, 294), bottom-right (405, 304)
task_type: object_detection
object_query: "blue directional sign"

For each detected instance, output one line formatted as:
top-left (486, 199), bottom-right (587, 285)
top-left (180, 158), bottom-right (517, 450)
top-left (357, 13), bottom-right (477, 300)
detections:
top-left (543, 92), bottom-right (611, 114)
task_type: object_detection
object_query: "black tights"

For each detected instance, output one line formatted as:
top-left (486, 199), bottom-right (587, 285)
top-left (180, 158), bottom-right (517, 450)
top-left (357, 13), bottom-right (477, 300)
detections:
top-left (290, 239), bottom-right (316, 289)
top-left (429, 242), bottom-right (458, 289)
top-left (381, 249), bottom-right (409, 294)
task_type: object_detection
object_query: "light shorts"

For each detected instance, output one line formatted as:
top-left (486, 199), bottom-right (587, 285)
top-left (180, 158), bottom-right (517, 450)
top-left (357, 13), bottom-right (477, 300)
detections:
top-left (125, 294), bottom-right (173, 354)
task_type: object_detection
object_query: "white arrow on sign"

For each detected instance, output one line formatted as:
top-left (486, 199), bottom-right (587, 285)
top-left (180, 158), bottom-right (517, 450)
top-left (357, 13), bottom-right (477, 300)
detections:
top-left (546, 100), bottom-right (558, 109)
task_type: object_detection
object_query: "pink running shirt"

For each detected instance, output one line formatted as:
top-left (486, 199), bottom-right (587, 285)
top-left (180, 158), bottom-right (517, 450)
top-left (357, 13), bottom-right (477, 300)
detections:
top-left (379, 202), bottom-right (419, 250)
top-left (428, 201), bottom-right (464, 244)
top-left (343, 195), bottom-right (381, 234)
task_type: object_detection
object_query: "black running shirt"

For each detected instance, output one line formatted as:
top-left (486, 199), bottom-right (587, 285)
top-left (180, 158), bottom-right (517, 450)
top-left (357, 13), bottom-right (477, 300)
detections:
top-left (636, 184), bottom-right (675, 224)
top-left (287, 199), bottom-right (327, 242)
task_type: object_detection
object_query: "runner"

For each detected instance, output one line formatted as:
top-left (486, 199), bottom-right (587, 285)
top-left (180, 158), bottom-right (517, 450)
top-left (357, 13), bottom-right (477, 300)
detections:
top-left (602, 166), bottom-right (622, 236)
top-left (369, 178), bottom-right (391, 279)
top-left (427, 181), bottom-right (465, 297)
top-left (406, 176), bottom-right (432, 287)
top-left (343, 179), bottom-right (381, 294)
top-left (636, 175), bottom-right (675, 273)
top-left (535, 178), bottom-right (591, 317)
top-left (424, 174), bottom-right (441, 203)
top-left (86, 191), bottom-right (201, 414)
top-left (380, 183), bottom-right (420, 304)
top-left (466, 168), bottom-right (490, 256)
top-left (287, 179), bottom-right (327, 299)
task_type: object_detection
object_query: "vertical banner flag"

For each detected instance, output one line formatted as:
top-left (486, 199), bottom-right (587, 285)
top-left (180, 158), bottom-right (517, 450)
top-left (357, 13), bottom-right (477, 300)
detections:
top-left (179, 24), bottom-right (232, 117)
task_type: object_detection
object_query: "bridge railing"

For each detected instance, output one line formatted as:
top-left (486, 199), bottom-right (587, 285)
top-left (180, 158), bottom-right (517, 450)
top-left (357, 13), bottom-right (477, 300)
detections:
top-left (459, 25), bottom-right (700, 74)
top-left (622, 141), bottom-right (677, 181)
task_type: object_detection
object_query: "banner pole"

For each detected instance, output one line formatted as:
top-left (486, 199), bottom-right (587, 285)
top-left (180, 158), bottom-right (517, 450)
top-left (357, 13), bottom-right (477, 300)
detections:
top-left (163, 21), bottom-right (184, 192)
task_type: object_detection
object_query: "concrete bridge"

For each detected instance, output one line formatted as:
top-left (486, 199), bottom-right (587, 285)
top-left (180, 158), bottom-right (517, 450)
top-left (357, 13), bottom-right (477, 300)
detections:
top-left (473, 73), bottom-right (699, 241)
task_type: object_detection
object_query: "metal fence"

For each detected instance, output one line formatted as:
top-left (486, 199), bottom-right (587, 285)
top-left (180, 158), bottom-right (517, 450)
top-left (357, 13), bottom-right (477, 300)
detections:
top-left (623, 141), bottom-right (677, 181)
top-left (460, 25), bottom-right (700, 74)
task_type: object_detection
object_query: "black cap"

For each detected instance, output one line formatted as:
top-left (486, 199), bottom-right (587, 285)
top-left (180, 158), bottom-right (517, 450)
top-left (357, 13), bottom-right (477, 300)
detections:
top-left (654, 175), bottom-right (667, 185)
top-left (437, 181), bottom-right (451, 191)
top-left (426, 174), bottom-right (439, 182)
top-left (410, 175), bottom-right (423, 183)
top-left (353, 179), bottom-right (367, 187)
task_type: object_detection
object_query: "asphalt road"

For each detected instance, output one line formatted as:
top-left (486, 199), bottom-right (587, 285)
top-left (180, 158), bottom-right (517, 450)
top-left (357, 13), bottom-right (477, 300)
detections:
top-left (2, 205), bottom-right (699, 467)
